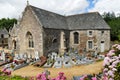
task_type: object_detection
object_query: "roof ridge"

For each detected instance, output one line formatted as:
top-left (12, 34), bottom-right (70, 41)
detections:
top-left (30, 5), bottom-right (65, 17)
top-left (30, 5), bottom-right (100, 17)
top-left (66, 12), bottom-right (99, 17)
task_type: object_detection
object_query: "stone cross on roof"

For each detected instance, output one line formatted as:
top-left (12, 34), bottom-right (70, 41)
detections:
top-left (27, 0), bottom-right (29, 6)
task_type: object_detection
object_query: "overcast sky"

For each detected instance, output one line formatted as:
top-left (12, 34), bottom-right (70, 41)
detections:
top-left (0, 0), bottom-right (120, 19)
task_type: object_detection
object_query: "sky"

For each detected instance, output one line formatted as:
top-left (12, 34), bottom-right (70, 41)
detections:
top-left (0, 0), bottom-right (120, 19)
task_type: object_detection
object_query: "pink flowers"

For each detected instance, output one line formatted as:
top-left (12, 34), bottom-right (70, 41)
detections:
top-left (92, 77), bottom-right (97, 80)
top-left (103, 57), bottom-right (110, 66)
top-left (36, 72), bottom-right (66, 80)
top-left (54, 72), bottom-right (66, 80)
top-left (36, 74), bottom-right (42, 80)
top-left (2, 68), bottom-right (11, 76)
top-left (80, 75), bottom-right (88, 80)
top-left (103, 44), bottom-right (120, 79)
top-left (107, 50), bottom-right (115, 57)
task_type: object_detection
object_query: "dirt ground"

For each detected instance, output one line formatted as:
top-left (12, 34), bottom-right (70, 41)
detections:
top-left (11, 61), bottom-right (103, 80)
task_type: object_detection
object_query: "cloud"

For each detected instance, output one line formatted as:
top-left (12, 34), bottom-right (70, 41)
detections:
top-left (0, 3), bottom-right (16, 18)
top-left (0, 0), bottom-right (25, 18)
top-left (89, 0), bottom-right (120, 15)
top-left (29, 0), bottom-right (89, 15)
top-left (0, 0), bottom-right (119, 19)
top-left (0, 0), bottom-right (89, 19)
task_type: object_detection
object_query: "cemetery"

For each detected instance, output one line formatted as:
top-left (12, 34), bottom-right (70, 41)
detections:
top-left (0, 44), bottom-right (120, 80)
top-left (0, 47), bottom-right (106, 80)
top-left (0, 47), bottom-right (105, 70)
top-left (0, 36), bottom-right (119, 80)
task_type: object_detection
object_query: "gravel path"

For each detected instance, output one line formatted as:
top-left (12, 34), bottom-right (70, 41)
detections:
top-left (12, 61), bottom-right (103, 80)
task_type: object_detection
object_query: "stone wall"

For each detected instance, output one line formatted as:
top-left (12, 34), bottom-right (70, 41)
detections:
top-left (70, 30), bottom-right (110, 54)
top-left (44, 29), bottom-right (70, 56)
top-left (16, 6), bottom-right (43, 57)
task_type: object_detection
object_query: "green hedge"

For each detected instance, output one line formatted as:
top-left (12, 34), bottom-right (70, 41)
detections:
top-left (0, 75), bottom-right (29, 80)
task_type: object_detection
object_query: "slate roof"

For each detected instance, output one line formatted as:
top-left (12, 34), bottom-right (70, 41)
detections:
top-left (31, 6), bottom-right (68, 29)
top-left (30, 5), bottom-right (110, 30)
top-left (0, 28), bottom-right (8, 35)
top-left (66, 13), bottom-right (110, 30)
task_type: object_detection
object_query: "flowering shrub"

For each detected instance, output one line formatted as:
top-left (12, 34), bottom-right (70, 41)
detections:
top-left (36, 72), bottom-right (66, 80)
top-left (2, 68), bottom-right (11, 76)
top-left (36, 72), bottom-right (49, 80)
top-left (103, 44), bottom-right (120, 80)
top-left (54, 72), bottom-right (66, 80)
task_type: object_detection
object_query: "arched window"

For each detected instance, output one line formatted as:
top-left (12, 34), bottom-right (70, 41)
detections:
top-left (2, 40), bottom-right (4, 48)
top-left (74, 32), bottom-right (79, 44)
top-left (1, 34), bottom-right (4, 38)
top-left (52, 38), bottom-right (57, 43)
top-left (14, 41), bottom-right (16, 49)
top-left (12, 40), bottom-right (16, 49)
top-left (26, 32), bottom-right (34, 48)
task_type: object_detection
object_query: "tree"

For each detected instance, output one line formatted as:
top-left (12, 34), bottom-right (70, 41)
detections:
top-left (0, 18), bottom-right (17, 31)
top-left (103, 12), bottom-right (120, 41)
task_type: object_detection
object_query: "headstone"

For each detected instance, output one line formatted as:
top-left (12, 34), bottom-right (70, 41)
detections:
top-left (20, 54), bottom-right (24, 59)
top-left (48, 54), bottom-right (51, 58)
top-left (14, 54), bottom-right (18, 59)
top-left (63, 56), bottom-right (72, 67)
top-left (1, 51), bottom-right (5, 61)
top-left (76, 55), bottom-right (82, 60)
top-left (28, 54), bottom-right (32, 59)
top-left (15, 54), bottom-right (20, 60)
top-left (53, 57), bottom-right (62, 68)
top-left (51, 52), bottom-right (57, 60)
top-left (35, 51), bottom-right (39, 60)
top-left (11, 50), bottom-right (14, 57)
top-left (23, 53), bottom-right (28, 60)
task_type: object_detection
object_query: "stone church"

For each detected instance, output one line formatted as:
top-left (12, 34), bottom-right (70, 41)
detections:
top-left (8, 3), bottom-right (110, 57)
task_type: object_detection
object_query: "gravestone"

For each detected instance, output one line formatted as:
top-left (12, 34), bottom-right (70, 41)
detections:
top-left (53, 57), bottom-right (62, 68)
top-left (63, 56), bottom-right (72, 68)
top-left (11, 50), bottom-right (15, 57)
top-left (20, 54), bottom-right (24, 59)
top-left (14, 54), bottom-right (18, 60)
top-left (23, 53), bottom-right (28, 60)
top-left (1, 51), bottom-right (5, 61)
top-left (43, 59), bottom-right (53, 68)
top-left (28, 54), bottom-right (32, 59)
top-left (35, 51), bottom-right (39, 60)
top-left (51, 52), bottom-right (57, 60)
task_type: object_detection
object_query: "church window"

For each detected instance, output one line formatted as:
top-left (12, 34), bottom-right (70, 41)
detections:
top-left (28, 34), bottom-right (34, 48)
top-left (101, 30), bottom-right (104, 35)
top-left (52, 38), bottom-right (57, 43)
top-left (1, 40), bottom-right (4, 48)
top-left (73, 32), bottom-right (79, 44)
top-left (1, 34), bottom-right (4, 38)
top-left (2, 40), bottom-right (4, 44)
top-left (26, 32), bottom-right (34, 48)
top-left (87, 30), bottom-right (93, 37)
top-left (89, 31), bottom-right (92, 35)
top-left (12, 40), bottom-right (16, 49)
top-left (14, 41), bottom-right (16, 49)
top-left (88, 41), bottom-right (93, 49)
